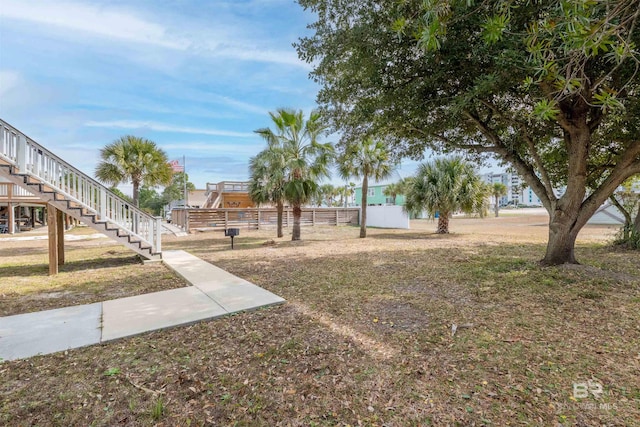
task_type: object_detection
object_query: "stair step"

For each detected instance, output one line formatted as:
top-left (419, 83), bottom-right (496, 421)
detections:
top-left (0, 157), bottom-right (159, 261)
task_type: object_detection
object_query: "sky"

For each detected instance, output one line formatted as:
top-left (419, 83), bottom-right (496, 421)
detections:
top-left (0, 0), bottom-right (496, 195)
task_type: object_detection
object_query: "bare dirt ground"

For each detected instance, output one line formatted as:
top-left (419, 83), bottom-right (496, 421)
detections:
top-left (1, 212), bottom-right (638, 426)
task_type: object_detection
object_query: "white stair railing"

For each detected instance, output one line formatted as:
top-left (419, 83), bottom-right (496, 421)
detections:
top-left (0, 119), bottom-right (161, 255)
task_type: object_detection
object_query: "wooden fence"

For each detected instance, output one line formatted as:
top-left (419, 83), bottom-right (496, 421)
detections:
top-left (171, 207), bottom-right (360, 233)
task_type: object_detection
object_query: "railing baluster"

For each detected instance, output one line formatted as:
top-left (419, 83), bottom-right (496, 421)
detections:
top-left (0, 119), bottom-right (160, 256)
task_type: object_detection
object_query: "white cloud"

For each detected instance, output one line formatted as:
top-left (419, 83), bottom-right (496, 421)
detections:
top-left (207, 95), bottom-right (267, 115)
top-left (0, 0), bottom-right (188, 50)
top-left (161, 141), bottom-right (262, 155)
top-left (0, 0), bottom-right (310, 69)
top-left (215, 46), bottom-right (309, 69)
top-left (0, 70), bottom-right (22, 96)
top-left (84, 120), bottom-right (255, 138)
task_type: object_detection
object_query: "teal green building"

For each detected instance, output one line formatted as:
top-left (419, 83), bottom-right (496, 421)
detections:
top-left (353, 178), bottom-right (406, 206)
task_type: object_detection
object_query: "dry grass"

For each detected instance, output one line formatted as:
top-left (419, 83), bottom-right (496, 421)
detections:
top-left (0, 227), bottom-right (188, 315)
top-left (1, 213), bottom-right (639, 426)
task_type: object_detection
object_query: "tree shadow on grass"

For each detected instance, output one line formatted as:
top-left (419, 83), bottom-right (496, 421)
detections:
top-left (0, 255), bottom-right (141, 277)
top-left (164, 236), bottom-right (288, 254)
top-left (0, 247), bottom-right (49, 258)
top-left (369, 232), bottom-right (466, 240)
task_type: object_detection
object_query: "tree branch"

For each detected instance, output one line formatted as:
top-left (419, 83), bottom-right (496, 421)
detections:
top-left (609, 194), bottom-right (632, 226)
top-left (576, 144), bottom-right (640, 229)
top-left (462, 110), bottom-right (555, 212)
top-left (476, 99), bottom-right (557, 197)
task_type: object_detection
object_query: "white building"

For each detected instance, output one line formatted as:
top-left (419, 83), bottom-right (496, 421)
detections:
top-left (482, 172), bottom-right (564, 207)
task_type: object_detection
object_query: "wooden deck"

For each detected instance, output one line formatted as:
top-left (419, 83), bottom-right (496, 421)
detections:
top-left (171, 207), bottom-right (360, 232)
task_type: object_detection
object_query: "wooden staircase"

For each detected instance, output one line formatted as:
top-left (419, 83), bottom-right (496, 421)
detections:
top-left (0, 119), bottom-right (161, 260)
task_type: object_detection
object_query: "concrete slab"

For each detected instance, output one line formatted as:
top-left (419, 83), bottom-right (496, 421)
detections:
top-left (101, 287), bottom-right (227, 342)
top-left (162, 250), bottom-right (286, 312)
top-left (196, 278), bottom-right (286, 313)
top-left (161, 222), bottom-right (188, 236)
top-left (0, 303), bottom-right (102, 361)
top-left (161, 250), bottom-right (226, 287)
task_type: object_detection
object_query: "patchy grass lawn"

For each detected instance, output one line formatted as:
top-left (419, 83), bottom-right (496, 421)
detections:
top-left (1, 215), bottom-right (639, 426)
top-left (0, 227), bottom-right (188, 315)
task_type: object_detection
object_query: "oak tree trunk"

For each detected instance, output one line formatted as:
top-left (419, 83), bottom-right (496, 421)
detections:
top-left (360, 175), bottom-right (368, 238)
top-left (540, 112), bottom-right (592, 265)
top-left (276, 200), bottom-right (284, 238)
top-left (542, 218), bottom-right (579, 265)
top-left (292, 204), bottom-right (302, 241)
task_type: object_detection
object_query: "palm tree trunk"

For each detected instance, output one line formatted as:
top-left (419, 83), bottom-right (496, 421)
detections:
top-left (276, 200), bottom-right (284, 238)
top-left (132, 181), bottom-right (140, 208)
top-left (292, 204), bottom-right (302, 241)
top-left (494, 195), bottom-right (500, 217)
top-left (360, 175), bottom-right (368, 238)
top-left (436, 211), bottom-right (449, 233)
top-left (132, 180), bottom-right (140, 234)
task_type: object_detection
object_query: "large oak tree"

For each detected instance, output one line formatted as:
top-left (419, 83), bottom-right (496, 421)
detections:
top-left (297, 0), bottom-right (640, 264)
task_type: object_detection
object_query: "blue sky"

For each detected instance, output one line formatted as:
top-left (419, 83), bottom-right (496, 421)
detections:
top-left (0, 0), bottom-right (329, 192)
top-left (0, 0), bottom-right (497, 194)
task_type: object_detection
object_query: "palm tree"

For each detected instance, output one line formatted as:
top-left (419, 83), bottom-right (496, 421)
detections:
top-left (162, 172), bottom-right (196, 205)
top-left (248, 147), bottom-right (286, 238)
top-left (491, 182), bottom-right (508, 217)
top-left (383, 178), bottom-right (413, 205)
top-left (382, 182), bottom-right (401, 205)
top-left (404, 157), bottom-right (485, 234)
top-left (254, 108), bottom-right (333, 241)
top-left (476, 182), bottom-right (491, 218)
top-left (338, 138), bottom-right (394, 238)
top-left (318, 183), bottom-right (337, 206)
top-left (95, 135), bottom-right (172, 207)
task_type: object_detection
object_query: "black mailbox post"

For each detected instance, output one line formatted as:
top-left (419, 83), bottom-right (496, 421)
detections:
top-left (224, 228), bottom-right (240, 249)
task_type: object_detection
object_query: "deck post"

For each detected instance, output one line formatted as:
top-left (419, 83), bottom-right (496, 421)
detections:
top-left (47, 204), bottom-right (59, 275)
top-left (8, 202), bottom-right (15, 234)
top-left (56, 208), bottom-right (65, 266)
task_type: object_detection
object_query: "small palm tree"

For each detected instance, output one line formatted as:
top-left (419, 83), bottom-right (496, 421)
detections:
top-left (491, 182), bottom-right (508, 217)
top-left (254, 108), bottom-right (333, 241)
top-left (95, 135), bottom-right (172, 207)
top-left (317, 184), bottom-right (337, 206)
top-left (404, 157), bottom-right (485, 233)
top-left (248, 147), bottom-right (286, 238)
top-left (338, 138), bottom-right (394, 238)
top-left (383, 178), bottom-right (413, 205)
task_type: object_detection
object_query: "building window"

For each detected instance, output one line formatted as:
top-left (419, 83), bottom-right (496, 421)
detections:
top-left (368, 188), bottom-right (375, 197)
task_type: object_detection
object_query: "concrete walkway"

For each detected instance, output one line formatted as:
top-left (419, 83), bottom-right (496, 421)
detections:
top-left (161, 221), bottom-right (188, 236)
top-left (0, 250), bottom-right (285, 361)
